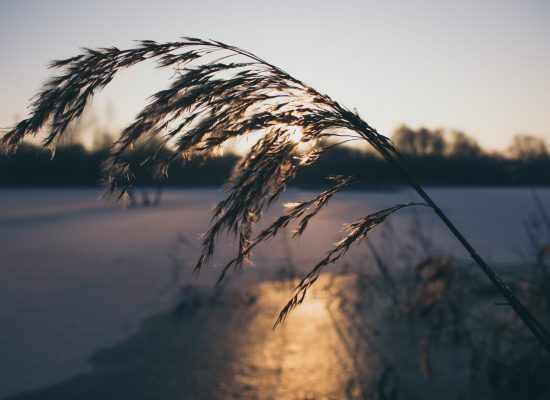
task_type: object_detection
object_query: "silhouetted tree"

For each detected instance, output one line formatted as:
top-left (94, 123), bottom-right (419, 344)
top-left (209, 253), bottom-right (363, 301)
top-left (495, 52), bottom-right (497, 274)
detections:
top-left (448, 130), bottom-right (482, 158)
top-left (392, 125), bottom-right (446, 156)
top-left (509, 134), bottom-right (548, 160)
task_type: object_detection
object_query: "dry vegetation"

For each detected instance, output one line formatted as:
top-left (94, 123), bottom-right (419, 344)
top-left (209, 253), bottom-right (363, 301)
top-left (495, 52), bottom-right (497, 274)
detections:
top-left (2, 37), bottom-right (549, 353)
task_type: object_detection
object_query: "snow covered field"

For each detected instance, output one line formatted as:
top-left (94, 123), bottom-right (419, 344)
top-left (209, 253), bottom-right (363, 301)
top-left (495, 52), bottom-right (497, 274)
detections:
top-left (0, 187), bottom-right (548, 398)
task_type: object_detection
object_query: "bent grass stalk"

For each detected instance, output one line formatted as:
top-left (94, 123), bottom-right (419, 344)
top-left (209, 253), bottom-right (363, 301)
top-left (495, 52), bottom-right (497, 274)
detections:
top-left (2, 37), bottom-right (549, 351)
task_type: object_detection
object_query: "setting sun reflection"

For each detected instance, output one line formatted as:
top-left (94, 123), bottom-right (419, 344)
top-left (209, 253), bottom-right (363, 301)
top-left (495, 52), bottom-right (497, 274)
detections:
top-left (229, 274), bottom-right (363, 399)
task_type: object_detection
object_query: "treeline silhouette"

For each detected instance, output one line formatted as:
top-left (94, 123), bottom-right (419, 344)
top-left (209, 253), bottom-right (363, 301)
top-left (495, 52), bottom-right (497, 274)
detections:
top-left (1, 126), bottom-right (548, 188)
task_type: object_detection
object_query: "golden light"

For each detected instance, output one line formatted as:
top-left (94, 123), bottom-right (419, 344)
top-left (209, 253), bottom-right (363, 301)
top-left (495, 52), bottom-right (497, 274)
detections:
top-left (230, 274), bottom-right (356, 398)
top-left (289, 126), bottom-right (304, 144)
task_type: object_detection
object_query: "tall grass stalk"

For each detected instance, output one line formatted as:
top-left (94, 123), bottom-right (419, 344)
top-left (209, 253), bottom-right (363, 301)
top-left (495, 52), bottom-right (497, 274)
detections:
top-left (2, 37), bottom-right (549, 351)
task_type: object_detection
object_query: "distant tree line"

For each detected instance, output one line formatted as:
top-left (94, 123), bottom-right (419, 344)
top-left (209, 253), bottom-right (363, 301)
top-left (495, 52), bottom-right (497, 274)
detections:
top-left (392, 125), bottom-right (548, 160)
top-left (1, 126), bottom-right (548, 188)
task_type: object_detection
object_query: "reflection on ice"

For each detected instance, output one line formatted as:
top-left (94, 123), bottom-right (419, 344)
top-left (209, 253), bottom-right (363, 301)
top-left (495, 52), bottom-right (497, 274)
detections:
top-left (1, 187), bottom-right (549, 398)
top-left (8, 275), bottom-right (374, 399)
top-left (231, 276), bottom-right (361, 399)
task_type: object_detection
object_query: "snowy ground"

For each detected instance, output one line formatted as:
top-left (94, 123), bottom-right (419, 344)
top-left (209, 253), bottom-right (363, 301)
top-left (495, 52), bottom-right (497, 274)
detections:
top-left (0, 187), bottom-right (548, 398)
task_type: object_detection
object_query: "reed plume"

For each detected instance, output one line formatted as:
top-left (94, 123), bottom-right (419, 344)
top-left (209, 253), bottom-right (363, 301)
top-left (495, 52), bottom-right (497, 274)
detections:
top-left (2, 37), bottom-right (549, 350)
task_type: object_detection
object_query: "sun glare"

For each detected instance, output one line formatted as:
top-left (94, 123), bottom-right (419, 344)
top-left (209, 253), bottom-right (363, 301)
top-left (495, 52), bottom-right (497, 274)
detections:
top-left (289, 126), bottom-right (303, 144)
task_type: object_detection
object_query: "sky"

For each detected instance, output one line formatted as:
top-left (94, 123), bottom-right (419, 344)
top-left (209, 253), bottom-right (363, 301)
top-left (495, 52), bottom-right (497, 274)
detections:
top-left (0, 0), bottom-right (549, 151)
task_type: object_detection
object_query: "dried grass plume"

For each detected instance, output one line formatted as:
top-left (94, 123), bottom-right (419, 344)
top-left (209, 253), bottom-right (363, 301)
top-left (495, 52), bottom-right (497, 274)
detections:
top-left (3, 37), bottom-right (549, 348)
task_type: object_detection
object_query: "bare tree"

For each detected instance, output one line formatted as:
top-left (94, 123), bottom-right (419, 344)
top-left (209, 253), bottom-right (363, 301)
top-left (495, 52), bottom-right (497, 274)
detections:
top-left (448, 130), bottom-right (482, 158)
top-left (392, 125), bottom-right (446, 156)
top-left (508, 134), bottom-right (548, 160)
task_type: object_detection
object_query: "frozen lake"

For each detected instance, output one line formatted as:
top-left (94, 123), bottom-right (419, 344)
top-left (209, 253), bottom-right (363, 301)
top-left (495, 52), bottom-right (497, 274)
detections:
top-left (0, 187), bottom-right (548, 398)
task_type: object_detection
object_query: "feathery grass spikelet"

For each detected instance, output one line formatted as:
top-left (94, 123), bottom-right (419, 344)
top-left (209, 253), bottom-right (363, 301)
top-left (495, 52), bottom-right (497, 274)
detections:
top-left (4, 37), bottom-right (548, 351)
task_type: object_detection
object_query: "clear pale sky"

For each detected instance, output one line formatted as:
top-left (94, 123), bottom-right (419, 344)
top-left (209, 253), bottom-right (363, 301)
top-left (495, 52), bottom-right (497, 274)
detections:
top-left (1, 0), bottom-right (549, 151)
